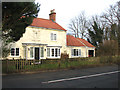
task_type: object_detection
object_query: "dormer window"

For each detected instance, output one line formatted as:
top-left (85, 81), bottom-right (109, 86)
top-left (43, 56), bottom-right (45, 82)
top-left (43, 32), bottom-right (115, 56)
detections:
top-left (51, 33), bottom-right (57, 41)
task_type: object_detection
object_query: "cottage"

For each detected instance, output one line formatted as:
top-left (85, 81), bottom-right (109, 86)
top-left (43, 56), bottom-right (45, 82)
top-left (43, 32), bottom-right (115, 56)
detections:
top-left (7, 9), bottom-right (95, 60)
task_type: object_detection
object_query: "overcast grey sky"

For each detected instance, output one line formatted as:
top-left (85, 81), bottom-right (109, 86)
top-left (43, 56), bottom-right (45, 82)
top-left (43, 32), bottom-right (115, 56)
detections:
top-left (35, 0), bottom-right (119, 33)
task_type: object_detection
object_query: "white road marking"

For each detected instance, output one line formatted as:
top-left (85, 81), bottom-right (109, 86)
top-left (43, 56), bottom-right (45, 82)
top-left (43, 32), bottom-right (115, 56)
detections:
top-left (42, 70), bottom-right (120, 84)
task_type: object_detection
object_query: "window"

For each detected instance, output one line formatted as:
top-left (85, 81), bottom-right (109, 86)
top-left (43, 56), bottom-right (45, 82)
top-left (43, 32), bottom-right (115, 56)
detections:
top-left (30, 47), bottom-right (33, 58)
top-left (11, 48), bottom-right (19, 56)
top-left (51, 33), bottom-right (57, 41)
top-left (79, 49), bottom-right (81, 56)
top-left (23, 46), bottom-right (27, 59)
top-left (54, 34), bottom-right (56, 40)
top-left (71, 49), bottom-right (81, 56)
top-left (58, 49), bottom-right (60, 56)
top-left (16, 48), bottom-right (19, 56)
top-left (47, 48), bottom-right (50, 57)
top-left (47, 48), bottom-right (60, 58)
top-left (52, 49), bottom-right (54, 56)
top-left (73, 49), bottom-right (78, 56)
top-left (40, 47), bottom-right (44, 57)
top-left (51, 33), bottom-right (53, 40)
top-left (11, 48), bottom-right (15, 56)
top-left (55, 48), bottom-right (58, 57)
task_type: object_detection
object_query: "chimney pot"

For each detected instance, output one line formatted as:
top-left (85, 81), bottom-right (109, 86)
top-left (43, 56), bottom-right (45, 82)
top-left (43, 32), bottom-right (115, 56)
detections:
top-left (49, 9), bottom-right (56, 22)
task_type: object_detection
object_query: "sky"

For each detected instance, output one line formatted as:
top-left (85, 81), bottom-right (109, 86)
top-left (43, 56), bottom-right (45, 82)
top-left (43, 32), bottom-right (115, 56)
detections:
top-left (35, 0), bottom-right (119, 33)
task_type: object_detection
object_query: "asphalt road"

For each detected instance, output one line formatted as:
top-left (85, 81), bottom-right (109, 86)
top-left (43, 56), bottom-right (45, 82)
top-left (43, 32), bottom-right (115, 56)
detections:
top-left (2, 65), bottom-right (119, 88)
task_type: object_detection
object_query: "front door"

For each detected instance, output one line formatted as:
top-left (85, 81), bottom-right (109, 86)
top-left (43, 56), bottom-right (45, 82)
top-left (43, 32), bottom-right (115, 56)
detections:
top-left (35, 47), bottom-right (40, 60)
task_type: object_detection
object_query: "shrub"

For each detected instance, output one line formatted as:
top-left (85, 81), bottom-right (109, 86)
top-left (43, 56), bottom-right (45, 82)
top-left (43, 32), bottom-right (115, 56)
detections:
top-left (97, 40), bottom-right (118, 56)
top-left (61, 53), bottom-right (69, 59)
top-left (112, 56), bottom-right (120, 64)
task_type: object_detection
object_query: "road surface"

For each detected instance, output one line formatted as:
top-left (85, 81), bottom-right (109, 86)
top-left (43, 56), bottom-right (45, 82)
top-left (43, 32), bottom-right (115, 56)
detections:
top-left (2, 65), bottom-right (119, 88)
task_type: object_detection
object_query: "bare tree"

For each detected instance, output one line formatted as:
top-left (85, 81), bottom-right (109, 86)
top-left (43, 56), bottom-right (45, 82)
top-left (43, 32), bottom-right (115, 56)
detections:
top-left (101, 1), bottom-right (120, 55)
top-left (100, 1), bottom-right (120, 40)
top-left (101, 3), bottom-right (119, 25)
top-left (117, 1), bottom-right (120, 55)
top-left (69, 11), bottom-right (88, 39)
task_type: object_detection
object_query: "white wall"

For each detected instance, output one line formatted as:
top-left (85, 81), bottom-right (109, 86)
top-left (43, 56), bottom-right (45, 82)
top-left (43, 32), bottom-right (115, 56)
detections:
top-left (7, 26), bottom-right (67, 59)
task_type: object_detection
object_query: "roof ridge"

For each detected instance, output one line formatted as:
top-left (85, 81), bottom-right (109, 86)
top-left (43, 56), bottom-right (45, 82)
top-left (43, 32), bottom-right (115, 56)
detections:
top-left (76, 38), bottom-right (87, 47)
top-left (35, 17), bottom-right (51, 21)
top-left (35, 18), bottom-right (59, 24)
top-left (30, 18), bottom-right (66, 31)
top-left (77, 38), bottom-right (95, 47)
top-left (77, 37), bottom-right (85, 40)
top-left (67, 35), bottom-right (85, 46)
top-left (68, 35), bottom-right (73, 36)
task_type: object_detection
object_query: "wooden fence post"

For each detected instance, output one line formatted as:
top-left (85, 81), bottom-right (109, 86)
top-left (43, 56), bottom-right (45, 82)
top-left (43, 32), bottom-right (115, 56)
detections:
top-left (58, 60), bottom-right (61, 68)
top-left (66, 58), bottom-right (69, 68)
top-left (17, 59), bottom-right (18, 72)
top-left (6, 59), bottom-right (8, 73)
top-left (21, 59), bottom-right (22, 71)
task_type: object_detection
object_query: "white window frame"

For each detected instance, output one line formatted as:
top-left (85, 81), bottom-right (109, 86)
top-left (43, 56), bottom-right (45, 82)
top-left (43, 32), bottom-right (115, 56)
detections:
top-left (51, 48), bottom-right (55, 57)
top-left (10, 48), bottom-right (20, 57)
top-left (23, 46), bottom-right (27, 59)
top-left (71, 49), bottom-right (81, 57)
top-left (51, 33), bottom-right (57, 41)
top-left (40, 47), bottom-right (44, 58)
top-left (11, 48), bottom-right (15, 56)
top-left (47, 48), bottom-right (60, 58)
top-left (30, 47), bottom-right (34, 59)
top-left (47, 48), bottom-right (50, 57)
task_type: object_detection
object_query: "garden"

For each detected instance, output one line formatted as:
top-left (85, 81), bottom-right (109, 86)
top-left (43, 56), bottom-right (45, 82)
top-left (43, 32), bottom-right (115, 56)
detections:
top-left (2, 56), bottom-right (120, 74)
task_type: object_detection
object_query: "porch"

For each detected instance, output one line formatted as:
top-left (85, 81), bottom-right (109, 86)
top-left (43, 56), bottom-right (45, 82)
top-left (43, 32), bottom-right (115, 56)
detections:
top-left (22, 43), bottom-right (62, 60)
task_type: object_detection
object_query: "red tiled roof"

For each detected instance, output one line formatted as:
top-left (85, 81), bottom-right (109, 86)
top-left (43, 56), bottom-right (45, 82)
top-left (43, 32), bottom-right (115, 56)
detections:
top-left (67, 35), bottom-right (95, 47)
top-left (77, 38), bottom-right (95, 47)
top-left (30, 18), bottom-right (66, 31)
top-left (67, 35), bottom-right (85, 46)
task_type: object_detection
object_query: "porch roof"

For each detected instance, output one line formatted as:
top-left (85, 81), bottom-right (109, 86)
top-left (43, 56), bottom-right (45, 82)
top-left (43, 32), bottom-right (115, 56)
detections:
top-left (47, 45), bottom-right (62, 48)
top-left (22, 43), bottom-right (48, 46)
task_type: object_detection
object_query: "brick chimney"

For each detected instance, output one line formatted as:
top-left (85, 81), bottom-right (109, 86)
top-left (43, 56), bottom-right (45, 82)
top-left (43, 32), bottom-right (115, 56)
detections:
top-left (49, 9), bottom-right (56, 22)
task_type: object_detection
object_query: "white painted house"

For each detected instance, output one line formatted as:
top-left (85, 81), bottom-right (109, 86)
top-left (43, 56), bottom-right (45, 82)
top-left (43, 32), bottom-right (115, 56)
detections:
top-left (7, 9), bottom-right (95, 60)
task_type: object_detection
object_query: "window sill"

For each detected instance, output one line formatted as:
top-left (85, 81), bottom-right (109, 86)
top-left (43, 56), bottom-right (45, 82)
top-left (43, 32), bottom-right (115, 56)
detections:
top-left (40, 57), bottom-right (44, 59)
top-left (72, 56), bottom-right (81, 57)
top-left (47, 57), bottom-right (60, 58)
top-left (29, 58), bottom-right (34, 59)
top-left (10, 56), bottom-right (20, 57)
top-left (51, 40), bottom-right (57, 41)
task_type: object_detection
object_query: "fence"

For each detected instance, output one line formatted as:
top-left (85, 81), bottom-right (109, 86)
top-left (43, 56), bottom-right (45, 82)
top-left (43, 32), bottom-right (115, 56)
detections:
top-left (2, 59), bottom-right (68, 73)
top-left (2, 58), bottom-right (89, 73)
